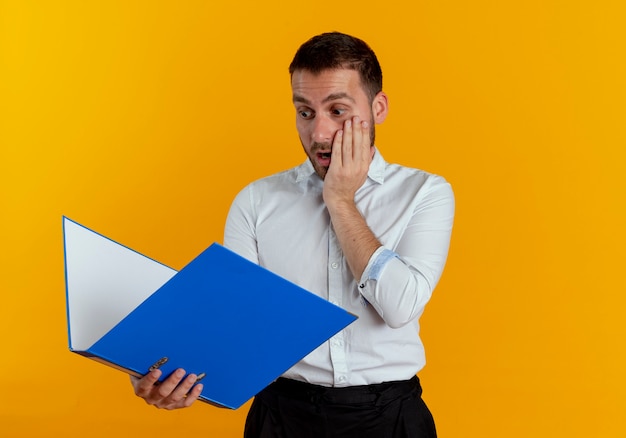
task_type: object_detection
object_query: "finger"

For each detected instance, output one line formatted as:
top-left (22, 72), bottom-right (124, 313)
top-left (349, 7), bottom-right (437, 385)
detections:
top-left (342, 118), bottom-right (353, 165)
top-left (182, 383), bottom-right (204, 408)
top-left (361, 120), bottom-right (371, 163)
top-left (165, 373), bottom-right (199, 405)
top-left (152, 368), bottom-right (186, 400)
top-left (134, 369), bottom-right (162, 397)
top-left (331, 129), bottom-right (344, 168)
top-left (352, 116), bottom-right (363, 162)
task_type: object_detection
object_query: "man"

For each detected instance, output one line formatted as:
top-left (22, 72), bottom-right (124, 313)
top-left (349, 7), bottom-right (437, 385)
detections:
top-left (132, 32), bottom-right (454, 438)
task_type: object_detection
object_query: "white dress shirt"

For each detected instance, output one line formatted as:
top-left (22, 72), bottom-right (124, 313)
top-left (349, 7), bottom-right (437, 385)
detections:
top-left (224, 148), bottom-right (454, 387)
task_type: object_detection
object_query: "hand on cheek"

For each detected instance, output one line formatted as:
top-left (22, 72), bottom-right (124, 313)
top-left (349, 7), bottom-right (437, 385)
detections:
top-left (323, 116), bottom-right (372, 206)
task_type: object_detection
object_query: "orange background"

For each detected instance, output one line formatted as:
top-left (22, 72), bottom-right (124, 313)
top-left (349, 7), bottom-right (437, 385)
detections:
top-left (1, 1), bottom-right (625, 436)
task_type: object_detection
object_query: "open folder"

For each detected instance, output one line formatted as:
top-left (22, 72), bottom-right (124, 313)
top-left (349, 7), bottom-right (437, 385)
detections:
top-left (63, 217), bottom-right (357, 409)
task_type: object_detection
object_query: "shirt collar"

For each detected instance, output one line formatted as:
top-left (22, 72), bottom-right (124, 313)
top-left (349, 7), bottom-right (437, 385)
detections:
top-left (295, 147), bottom-right (387, 184)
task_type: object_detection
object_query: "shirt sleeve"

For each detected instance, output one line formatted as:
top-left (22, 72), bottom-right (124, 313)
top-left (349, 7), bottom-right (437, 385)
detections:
top-left (223, 184), bottom-right (260, 264)
top-left (357, 177), bottom-right (455, 329)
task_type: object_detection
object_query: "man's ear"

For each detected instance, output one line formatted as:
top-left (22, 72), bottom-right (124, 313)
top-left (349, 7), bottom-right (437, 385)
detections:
top-left (372, 91), bottom-right (389, 124)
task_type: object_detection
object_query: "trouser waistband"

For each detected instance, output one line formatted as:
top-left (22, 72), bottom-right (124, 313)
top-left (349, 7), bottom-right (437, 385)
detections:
top-left (264, 375), bottom-right (420, 406)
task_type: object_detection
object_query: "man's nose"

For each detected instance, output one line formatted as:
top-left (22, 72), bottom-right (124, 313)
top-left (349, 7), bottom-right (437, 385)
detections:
top-left (311, 115), bottom-right (338, 143)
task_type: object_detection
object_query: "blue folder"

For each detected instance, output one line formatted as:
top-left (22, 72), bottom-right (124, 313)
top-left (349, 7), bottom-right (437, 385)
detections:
top-left (63, 217), bottom-right (357, 409)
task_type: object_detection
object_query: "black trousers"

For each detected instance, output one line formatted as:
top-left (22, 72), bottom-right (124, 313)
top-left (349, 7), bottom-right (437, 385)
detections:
top-left (244, 376), bottom-right (437, 438)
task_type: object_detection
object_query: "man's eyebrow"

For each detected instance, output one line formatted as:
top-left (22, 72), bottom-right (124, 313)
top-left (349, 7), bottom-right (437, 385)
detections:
top-left (292, 92), bottom-right (356, 104)
top-left (293, 95), bottom-right (310, 104)
top-left (323, 92), bottom-right (355, 103)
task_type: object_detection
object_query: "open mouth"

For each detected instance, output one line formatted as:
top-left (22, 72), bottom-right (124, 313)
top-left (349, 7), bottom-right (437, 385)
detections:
top-left (316, 151), bottom-right (332, 167)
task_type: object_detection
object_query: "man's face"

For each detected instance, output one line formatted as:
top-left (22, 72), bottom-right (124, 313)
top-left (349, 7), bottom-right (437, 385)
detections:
top-left (291, 68), bottom-right (378, 180)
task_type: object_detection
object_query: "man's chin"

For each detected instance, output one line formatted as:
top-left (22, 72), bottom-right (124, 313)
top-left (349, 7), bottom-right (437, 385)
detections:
top-left (313, 164), bottom-right (328, 180)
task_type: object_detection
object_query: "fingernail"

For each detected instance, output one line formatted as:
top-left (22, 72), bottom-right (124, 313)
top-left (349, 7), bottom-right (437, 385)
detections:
top-left (362, 121), bottom-right (369, 128)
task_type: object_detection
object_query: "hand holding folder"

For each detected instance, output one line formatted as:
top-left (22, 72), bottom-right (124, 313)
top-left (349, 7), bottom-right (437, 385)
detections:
top-left (63, 217), bottom-right (357, 409)
top-left (130, 365), bottom-right (205, 409)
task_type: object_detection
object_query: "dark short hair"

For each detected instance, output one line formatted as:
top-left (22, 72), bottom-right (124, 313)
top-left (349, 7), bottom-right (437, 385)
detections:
top-left (289, 32), bottom-right (383, 103)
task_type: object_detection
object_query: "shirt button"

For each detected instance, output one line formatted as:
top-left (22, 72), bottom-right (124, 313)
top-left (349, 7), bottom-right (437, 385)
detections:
top-left (338, 376), bottom-right (346, 382)
top-left (331, 262), bottom-right (339, 269)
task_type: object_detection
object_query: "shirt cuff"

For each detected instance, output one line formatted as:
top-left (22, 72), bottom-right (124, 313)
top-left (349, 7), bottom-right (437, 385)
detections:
top-left (358, 247), bottom-right (399, 288)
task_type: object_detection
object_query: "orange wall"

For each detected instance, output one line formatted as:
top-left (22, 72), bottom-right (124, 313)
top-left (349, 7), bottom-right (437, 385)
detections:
top-left (1, 1), bottom-right (625, 436)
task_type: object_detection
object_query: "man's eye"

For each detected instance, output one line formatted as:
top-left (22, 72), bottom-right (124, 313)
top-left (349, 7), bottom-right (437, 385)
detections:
top-left (331, 108), bottom-right (346, 116)
top-left (299, 110), bottom-right (313, 119)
